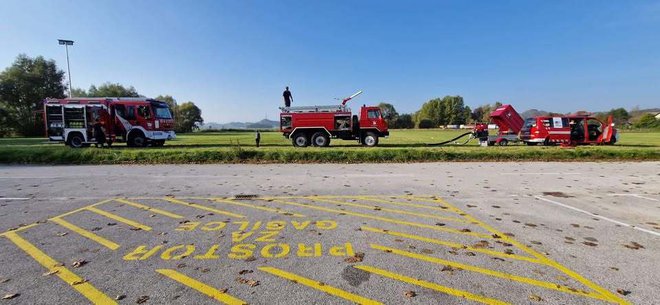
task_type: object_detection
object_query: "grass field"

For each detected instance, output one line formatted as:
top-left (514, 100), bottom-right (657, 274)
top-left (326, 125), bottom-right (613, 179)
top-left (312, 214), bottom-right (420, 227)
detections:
top-left (0, 129), bottom-right (658, 164)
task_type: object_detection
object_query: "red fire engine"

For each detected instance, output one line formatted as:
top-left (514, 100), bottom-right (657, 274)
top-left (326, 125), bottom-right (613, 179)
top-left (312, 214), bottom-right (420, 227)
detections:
top-left (43, 97), bottom-right (176, 148)
top-left (520, 112), bottom-right (617, 146)
top-left (280, 91), bottom-right (389, 147)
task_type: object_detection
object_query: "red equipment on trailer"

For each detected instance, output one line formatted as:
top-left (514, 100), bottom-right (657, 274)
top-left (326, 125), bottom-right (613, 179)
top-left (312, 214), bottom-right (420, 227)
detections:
top-left (43, 97), bottom-right (176, 148)
top-left (280, 91), bottom-right (389, 147)
top-left (485, 104), bottom-right (525, 146)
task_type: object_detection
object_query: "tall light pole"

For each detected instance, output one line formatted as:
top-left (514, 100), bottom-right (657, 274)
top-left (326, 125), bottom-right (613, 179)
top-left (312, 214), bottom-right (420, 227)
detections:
top-left (58, 39), bottom-right (74, 97)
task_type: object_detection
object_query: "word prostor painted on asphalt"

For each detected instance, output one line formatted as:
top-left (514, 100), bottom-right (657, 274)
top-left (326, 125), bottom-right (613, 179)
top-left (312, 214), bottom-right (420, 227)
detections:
top-left (123, 220), bottom-right (353, 261)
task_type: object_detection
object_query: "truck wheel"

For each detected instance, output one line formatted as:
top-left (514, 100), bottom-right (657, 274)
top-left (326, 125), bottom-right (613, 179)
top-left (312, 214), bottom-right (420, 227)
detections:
top-left (153, 140), bottom-right (165, 147)
top-left (498, 139), bottom-right (508, 146)
top-left (292, 132), bottom-right (309, 147)
top-left (526, 142), bottom-right (538, 146)
top-left (311, 132), bottom-right (330, 147)
top-left (67, 133), bottom-right (85, 148)
top-left (128, 132), bottom-right (147, 147)
top-left (362, 132), bottom-right (378, 147)
top-left (543, 137), bottom-right (552, 146)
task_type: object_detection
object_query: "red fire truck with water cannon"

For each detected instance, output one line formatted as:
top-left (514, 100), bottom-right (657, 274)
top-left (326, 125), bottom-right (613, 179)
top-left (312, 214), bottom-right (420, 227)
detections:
top-left (280, 91), bottom-right (389, 147)
top-left (43, 97), bottom-right (176, 148)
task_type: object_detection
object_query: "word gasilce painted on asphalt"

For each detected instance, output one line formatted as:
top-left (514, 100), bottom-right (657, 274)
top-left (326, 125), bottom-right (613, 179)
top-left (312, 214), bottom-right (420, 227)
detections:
top-left (0, 195), bottom-right (631, 305)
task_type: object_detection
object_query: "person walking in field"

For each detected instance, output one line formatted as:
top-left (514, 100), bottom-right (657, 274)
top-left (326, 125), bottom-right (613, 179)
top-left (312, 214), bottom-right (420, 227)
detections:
top-left (283, 86), bottom-right (293, 108)
top-left (255, 130), bottom-right (261, 147)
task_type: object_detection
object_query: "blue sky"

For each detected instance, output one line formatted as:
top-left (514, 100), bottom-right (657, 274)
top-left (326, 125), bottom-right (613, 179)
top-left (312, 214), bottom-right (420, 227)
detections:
top-left (1, 0), bottom-right (659, 122)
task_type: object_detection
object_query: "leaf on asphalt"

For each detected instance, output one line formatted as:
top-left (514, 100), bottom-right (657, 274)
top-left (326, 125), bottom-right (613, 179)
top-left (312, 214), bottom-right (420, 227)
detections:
top-left (244, 256), bottom-right (257, 262)
top-left (344, 252), bottom-right (365, 263)
top-left (2, 294), bottom-right (19, 300)
top-left (115, 295), bottom-right (126, 300)
top-left (71, 260), bottom-right (87, 268)
top-left (623, 242), bottom-right (644, 250)
top-left (421, 249), bottom-right (434, 254)
top-left (57, 232), bottom-right (68, 237)
top-left (404, 291), bottom-right (416, 298)
top-left (524, 223), bottom-right (538, 227)
top-left (582, 242), bottom-right (598, 247)
top-left (71, 279), bottom-right (87, 285)
top-left (504, 249), bottom-right (514, 255)
top-left (472, 240), bottom-right (490, 248)
top-left (129, 227), bottom-right (142, 231)
top-left (529, 294), bottom-right (543, 301)
top-left (465, 252), bottom-right (476, 256)
top-left (0, 278), bottom-right (10, 283)
top-left (459, 228), bottom-right (471, 232)
top-left (136, 295), bottom-right (150, 304)
top-left (42, 269), bottom-right (59, 276)
top-left (616, 289), bottom-right (631, 296)
top-left (107, 222), bottom-right (117, 226)
top-left (238, 270), bottom-right (253, 275)
top-left (236, 277), bottom-right (260, 287)
top-left (435, 223), bottom-right (445, 226)
top-left (491, 234), bottom-right (501, 239)
top-left (584, 237), bottom-right (598, 242)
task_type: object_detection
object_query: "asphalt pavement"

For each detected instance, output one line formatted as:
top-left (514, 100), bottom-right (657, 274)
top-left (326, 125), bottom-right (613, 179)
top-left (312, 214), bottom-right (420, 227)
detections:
top-left (0, 162), bottom-right (658, 304)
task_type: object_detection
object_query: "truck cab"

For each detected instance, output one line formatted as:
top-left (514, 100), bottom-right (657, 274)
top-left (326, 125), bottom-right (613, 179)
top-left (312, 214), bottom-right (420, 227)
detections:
top-left (357, 106), bottom-right (389, 146)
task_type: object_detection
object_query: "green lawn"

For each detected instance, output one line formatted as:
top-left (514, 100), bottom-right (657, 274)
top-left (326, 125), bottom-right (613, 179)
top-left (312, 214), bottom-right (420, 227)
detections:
top-left (0, 129), bottom-right (658, 164)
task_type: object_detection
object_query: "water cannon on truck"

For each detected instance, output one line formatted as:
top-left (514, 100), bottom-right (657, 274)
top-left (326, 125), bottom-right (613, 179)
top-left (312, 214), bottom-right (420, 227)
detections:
top-left (280, 91), bottom-right (389, 147)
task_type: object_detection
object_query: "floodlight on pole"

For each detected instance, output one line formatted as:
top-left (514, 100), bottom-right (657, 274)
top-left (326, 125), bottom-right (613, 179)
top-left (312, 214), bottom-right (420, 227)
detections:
top-left (58, 39), bottom-right (74, 97)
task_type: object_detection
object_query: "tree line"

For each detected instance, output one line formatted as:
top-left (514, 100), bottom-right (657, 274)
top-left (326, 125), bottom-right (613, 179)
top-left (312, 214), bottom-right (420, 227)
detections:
top-left (379, 97), bottom-right (507, 129)
top-left (0, 54), bottom-right (203, 137)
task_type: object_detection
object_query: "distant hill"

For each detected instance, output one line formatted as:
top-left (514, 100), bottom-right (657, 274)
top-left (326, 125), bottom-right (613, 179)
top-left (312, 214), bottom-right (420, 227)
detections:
top-left (520, 109), bottom-right (550, 119)
top-left (199, 119), bottom-right (278, 130)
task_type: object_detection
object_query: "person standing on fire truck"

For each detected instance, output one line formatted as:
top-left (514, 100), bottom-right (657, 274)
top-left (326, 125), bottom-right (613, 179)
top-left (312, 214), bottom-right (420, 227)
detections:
top-left (283, 86), bottom-right (293, 108)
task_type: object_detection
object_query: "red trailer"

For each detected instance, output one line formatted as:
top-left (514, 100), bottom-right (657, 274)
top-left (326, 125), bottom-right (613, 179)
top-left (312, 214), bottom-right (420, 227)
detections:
top-left (486, 104), bottom-right (525, 145)
top-left (280, 91), bottom-right (389, 147)
top-left (44, 97), bottom-right (176, 148)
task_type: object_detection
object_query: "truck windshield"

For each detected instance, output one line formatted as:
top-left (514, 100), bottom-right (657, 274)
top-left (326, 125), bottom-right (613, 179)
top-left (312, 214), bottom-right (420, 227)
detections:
top-left (151, 101), bottom-right (173, 119)
top-left (152, 105), bottom-right (173, 119)
top-left (522, 118), bottom-right (536, 129)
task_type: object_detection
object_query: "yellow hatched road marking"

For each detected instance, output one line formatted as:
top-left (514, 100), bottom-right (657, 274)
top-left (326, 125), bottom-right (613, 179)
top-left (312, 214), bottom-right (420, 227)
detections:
top-left (307, 197), bottom-right (467, 223)
top-left (412, 196), bottom-right (631, 305)
top-left (114, 198), bottom-right (183, 219)
top-left (51, 217), bottom-right (120, 250)
top-left (85, 206), bottom-right (152, 231)
top-left (371, 244), bottom-right (609, 302)
top-left (344, 196), bottom-right (464, 215)
top-left (266, 199), bottom-right (492, 239)
top-left (258, 266), bottom-right (382, 305)
top-left (361, 226), bottom-right (540, 264)
top-left (211, 198), bottom-right (305, 217)
top-left (0, 223), bottom-right (39, 236)
top-left (156, 269), bottom-right (247, 305)
top-left (3, 231), bottom-right (117, 305)
top-left (162, 198), bottom-right (245, 218)
top-left (355, 265), bottom-right (509, 305)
